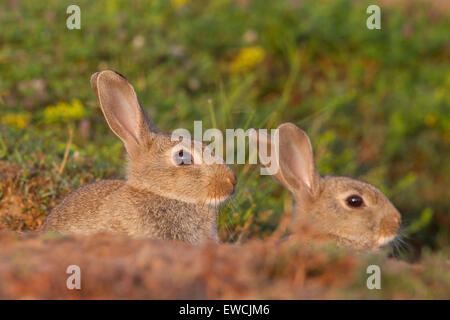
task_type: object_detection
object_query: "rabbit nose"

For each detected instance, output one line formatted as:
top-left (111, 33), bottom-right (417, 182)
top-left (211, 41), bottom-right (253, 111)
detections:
top-left (378, 210), bottom-right (401, 246)
top-left (227, 172), bottom-right (237, 186)
top-left (226, 173), bottom-right (237, 195)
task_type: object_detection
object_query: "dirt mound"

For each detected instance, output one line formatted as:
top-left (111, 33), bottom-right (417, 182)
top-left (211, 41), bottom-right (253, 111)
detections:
top-left (0, 230), bottom-right (446, 299)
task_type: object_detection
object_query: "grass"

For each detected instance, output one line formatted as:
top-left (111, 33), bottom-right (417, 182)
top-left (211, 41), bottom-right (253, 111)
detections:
top-left (0, 0), bottom-right (448, 271)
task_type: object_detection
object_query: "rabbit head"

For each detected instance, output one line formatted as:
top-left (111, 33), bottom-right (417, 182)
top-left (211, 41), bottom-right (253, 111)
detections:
top-left (90, 70), bottom-right (236, 207)
top-left (257, 122), bottom-right (402, 251)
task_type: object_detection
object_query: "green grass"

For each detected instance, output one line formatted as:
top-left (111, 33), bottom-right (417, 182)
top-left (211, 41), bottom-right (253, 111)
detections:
top-left (0, 0), bottom-right (449, 260)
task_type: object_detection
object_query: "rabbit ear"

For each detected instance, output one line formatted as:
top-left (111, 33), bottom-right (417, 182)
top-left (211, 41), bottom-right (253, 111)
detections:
top-left (91, 70), bottom-right (157, 158)
top-left (254, 129), bottom-right (287, 185)
top-left (276, 123), bottom-right (321, 198)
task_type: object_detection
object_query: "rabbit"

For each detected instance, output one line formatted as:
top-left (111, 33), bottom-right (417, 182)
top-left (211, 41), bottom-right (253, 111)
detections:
top-left (41, 70), bottom-right (237, 244)
top-left (255, 122), bottom-right (402, 251)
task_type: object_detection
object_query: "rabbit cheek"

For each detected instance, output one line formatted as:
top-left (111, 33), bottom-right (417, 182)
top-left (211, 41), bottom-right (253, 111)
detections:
top-left (330, 207), bottom-right (375, 249)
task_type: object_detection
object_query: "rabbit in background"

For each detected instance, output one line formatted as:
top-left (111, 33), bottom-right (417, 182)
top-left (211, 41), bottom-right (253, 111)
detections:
top-left (256, 123), bottom-right (402, 251)
top-left (42, 70), bottom-right (237, 244)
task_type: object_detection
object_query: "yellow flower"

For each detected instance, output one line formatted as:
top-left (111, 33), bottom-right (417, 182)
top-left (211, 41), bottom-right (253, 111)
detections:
top-left (44, 99), bottom-right (85, 123)
top-left (1, 112), bottom-right (31, 129)
top-left (424, 114), bottom-right (437, 127)
top-left (230, 46), bottom-right (266, 74)
top-left (171, 0), bottom-right (188, 9)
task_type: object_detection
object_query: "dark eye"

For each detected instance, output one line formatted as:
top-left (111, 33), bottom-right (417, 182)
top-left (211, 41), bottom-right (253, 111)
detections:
top-left (174, 149), bottom-right (192, 166)
top-left (346, 195), bottom-right (364, 208)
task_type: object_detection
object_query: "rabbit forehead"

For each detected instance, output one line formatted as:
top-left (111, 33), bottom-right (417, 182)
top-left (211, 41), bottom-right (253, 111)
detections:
top-left (135, 133), bottom-right (226, 173)
top-left (320, 176), bottom-right (384, 204)
top-left (150, 133), bottom-right (215, 153)
top-left (127, 133), bottom-right (234, 200)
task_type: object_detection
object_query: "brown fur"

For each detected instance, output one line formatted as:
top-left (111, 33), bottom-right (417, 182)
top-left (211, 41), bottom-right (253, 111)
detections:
top-left (258, 123), bottom-right (401, 251)
top-left (42, 71), bottom-right (236, 244)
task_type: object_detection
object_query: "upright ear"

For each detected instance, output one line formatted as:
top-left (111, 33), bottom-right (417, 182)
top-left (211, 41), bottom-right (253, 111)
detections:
top-left (275, 123), bottom-right (321, 198)
top-left (90, 70), bottom-right (157, 158)
top-left (254, 128), bottom-right (287, 185)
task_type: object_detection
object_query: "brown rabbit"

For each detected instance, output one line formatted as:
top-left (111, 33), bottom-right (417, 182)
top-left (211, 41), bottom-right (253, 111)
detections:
top-left (41, 70), bottom-right (236, 244)
top-left (256, 123), bottom-right (401, 251)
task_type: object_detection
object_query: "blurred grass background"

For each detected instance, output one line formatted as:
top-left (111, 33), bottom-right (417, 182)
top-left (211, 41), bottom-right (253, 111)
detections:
top-left (0, 0), bottom-right (448, 261)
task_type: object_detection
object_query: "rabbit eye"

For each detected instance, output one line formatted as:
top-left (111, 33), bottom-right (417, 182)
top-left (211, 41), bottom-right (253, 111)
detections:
top-left (173, 149), bottom-right (192, 166)
top-left (346, 195), bottom-right (364, 208)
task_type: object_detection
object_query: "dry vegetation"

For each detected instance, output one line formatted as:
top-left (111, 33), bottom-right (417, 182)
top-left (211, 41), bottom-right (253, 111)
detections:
top-left (0, 230), bottom-right (448, 299)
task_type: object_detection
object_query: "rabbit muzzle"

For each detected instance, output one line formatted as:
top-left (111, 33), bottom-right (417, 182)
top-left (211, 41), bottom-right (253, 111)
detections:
top-left (377, 209), bottom-right (401, 247)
